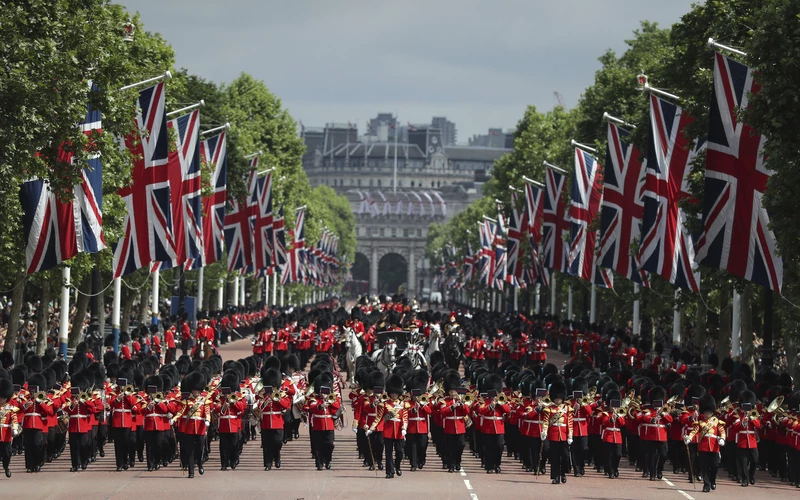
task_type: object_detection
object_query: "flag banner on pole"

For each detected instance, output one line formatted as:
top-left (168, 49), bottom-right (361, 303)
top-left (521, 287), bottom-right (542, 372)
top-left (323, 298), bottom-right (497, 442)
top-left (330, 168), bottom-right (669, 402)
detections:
top-left (192, 130), bottom-right (227, 269)
top-left (542, 165), bottom-right (570, 273)
top-left (289, 206), bottom-right (306, 284)
top-left (598, 121), bottom-right (650, 287)
top-left (224, 159), bottom-right (257, 272)
top-left (638, 95), bottom-right (702, 292)
top-left (253, 171), bottom-right (274, 275)
top-left (154, 109), bottom-right (202, 271)
top-left (21, 82), bottom-right (106, 275)
top-left (491, 210), bottom-right (506, 290)
top-left (695, 52), bottom-right (782, 292)
top-left (505, 193), bottom-right (524, 287)
top-left (113, 82), bottom-right (174, 278)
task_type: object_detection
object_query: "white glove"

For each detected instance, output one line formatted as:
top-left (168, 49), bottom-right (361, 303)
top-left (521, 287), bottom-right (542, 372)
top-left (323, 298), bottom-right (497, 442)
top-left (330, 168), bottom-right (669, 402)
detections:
top-left (718, 438), bottom-right (725, 447)
top-left (351, 427), bottom-right (358, 434)
top-left (683, 437), bottom-right (691, 445)
top-left (366, 429), bottom-right (373, 436)
top-left (12, 428), bottom-right (19, 437)
top-left (204, 420), bottom-right (211, 427)
top-left (401, 429), bottom-right (407, 438)
top-left (567, 438), bottom-right (573, 445)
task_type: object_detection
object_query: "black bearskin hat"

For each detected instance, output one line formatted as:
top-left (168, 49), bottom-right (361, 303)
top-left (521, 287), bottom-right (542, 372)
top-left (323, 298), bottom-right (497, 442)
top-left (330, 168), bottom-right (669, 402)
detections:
top-left (549, 381), bottom-right (567, 400)
top-left (368, 371), bottom-right (385, 391)
top-left (483, 373), bottom-right (503, 393)
top-left (385, 374), bottom-right (404, 396)
top-left (443, 372), bottom-right (462, 393)
top-left (699, 394), bottom-right (716, 414)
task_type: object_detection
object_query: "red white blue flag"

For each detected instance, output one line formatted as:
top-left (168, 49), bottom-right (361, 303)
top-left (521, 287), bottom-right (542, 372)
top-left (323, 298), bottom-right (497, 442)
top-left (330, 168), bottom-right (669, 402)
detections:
top-left (542, 165), bottom-right (570, 273)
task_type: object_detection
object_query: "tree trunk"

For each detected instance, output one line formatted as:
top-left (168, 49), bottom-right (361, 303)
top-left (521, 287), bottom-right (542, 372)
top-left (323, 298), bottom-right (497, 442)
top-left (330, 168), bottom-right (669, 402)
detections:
top-left (35, 276), bottom-right (51, 356)
top-left (3, 271), bottom-right (27, 356)
top-left (718, 287), bottom-right (732, 361)
top-left (740, 287), bottom-right (755, 373)
top-left (68, 275), bottom-right (91, 349)
top-left (121, 285), bottom-right (134, 334)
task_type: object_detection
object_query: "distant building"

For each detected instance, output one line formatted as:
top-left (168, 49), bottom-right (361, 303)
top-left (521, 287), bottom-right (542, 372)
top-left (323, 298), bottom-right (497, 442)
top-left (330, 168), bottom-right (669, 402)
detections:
top-left (469, 128), bottom-right (509, 148)
top-left (431, 117), bottom-right (457, 145)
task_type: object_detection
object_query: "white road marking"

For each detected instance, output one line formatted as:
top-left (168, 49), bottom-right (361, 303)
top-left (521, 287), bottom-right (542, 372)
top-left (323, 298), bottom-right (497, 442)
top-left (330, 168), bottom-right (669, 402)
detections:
top-left (460, 469), bottom-right (467, 476)
top-left (464, 479), bottom-right (473, 490)
top-left (470, 495), bottom-right (479, 500)
top-left (663, 478), bottom-right (675, 486)
top-left (677, 490), bottom-right (694, 500)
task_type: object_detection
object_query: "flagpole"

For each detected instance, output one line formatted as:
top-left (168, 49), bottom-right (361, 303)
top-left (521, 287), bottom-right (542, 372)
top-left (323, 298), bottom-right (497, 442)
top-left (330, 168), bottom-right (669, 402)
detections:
top-left (217, 278), bottom-right (224, 310)
top-left (151, 270), bottom-right (160, 326)
top-left (201, 122), bottom-right (231, 137)
top-left (672, 289), bottom-right (681, 345)
top-left (393, 114), bottom-right (398, 194)
top-left (232, 276), bottom-right (239, 307)
top-left (119, 71), bottom-right (172, 91)
top-left (589, 284), bottom-right (597, 324)
top-left (535, 283), bottom-right (541, 314)
top-left (197, 267), bottom-right (204, 315)
top-left (240, 276), bottom-right (246, 307)
top-left (280, 285), bottom-right (284, 307)
top-left (264, 273), bottom-right (270, 307)
top-left (166, 99), bottom-right (205, 117)
top-left (59, 267), bottom-right (71, 358)
top-left (112, 277), bottom-right (121, 354)
top-left (272, 272), bottom-right (277, 307)
top-left (550, 273), bottom-right (557, 316)
top-left (732, 290), bottom-right (741, 360)
top-left (632, 283), bottom-right (640, 336)
top-left (567, 285), bottom-right (573, 321)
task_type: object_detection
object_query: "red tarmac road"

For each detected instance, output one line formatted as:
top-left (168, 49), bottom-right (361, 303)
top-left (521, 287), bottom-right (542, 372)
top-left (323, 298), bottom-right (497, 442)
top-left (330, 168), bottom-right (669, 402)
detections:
top-left (1, 337), bottom-right (792, 499)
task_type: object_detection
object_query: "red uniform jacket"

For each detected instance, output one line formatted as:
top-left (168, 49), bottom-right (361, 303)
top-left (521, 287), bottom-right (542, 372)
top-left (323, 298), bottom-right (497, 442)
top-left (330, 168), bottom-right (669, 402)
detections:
top-left (362, 395), bottom-right (383, 432)
top-left (257, 395), bottom-right (291, 429)
top-left (517, 400), bottom-right (544, 438)
top-left (689, 415), bottom-right (726, 452)
top-left (109, 393), bottom-right (140, 429)
top-left (141, 399), bottom-right (172, 432)
top-left (305, 396), bottom-right (340, 431)
top-left (373, 399), bottom-right (408, 440)
top-left (216, 395), bottom-right (248, 433)
top-left (65, 399), bottom-right (100, 433)
top-left (465, 339), bottom-right (486, 360)
top-left (439, 397), bottom-right (469, 435)
top-left (197, 324), bottom-right (215, 343)
top-left (637, 409), bottom-right (672, 441)
top-left (0, 405), bottom-right (20, 442)
top-left (476, 402), bottom-right (510, 434)
top-left (599, 413), bottom-right (625, 444)
top-left (570, 400), bottom-right (596, 437)
top-left (407, 401), bottom-right (432, 435)
top-left (542, 404), bottom-right (573, 442)
top-left (728, 415), bottom-right (760, 449)
top-left (176, 396), bottom-right (213, 435)
top-left (165, 327), bottom-right (176, 349)
top-left (486, 339), bottom-right (504, 360)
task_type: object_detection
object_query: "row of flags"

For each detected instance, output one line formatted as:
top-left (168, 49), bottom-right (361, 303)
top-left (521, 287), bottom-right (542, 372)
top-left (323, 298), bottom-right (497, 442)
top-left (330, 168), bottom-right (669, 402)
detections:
top-left (20, 80), bottom-right (340, 288)
top-left (434, 51), bottom-right (782, 295)
top-left (352, 189), bottom-right (446, 217)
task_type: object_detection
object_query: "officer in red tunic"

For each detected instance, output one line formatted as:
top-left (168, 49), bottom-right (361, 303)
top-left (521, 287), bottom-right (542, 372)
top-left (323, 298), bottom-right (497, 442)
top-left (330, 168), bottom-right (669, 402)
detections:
top-left (541, 381), bottom-right (573, 484)
top-left (485, 332), bottom-right (504, 373)
top-left (638, 386), bottom-right (673, 481)
top-left (179, 315), bottom-right (192, 356)
top-left (164, 323), bottom-right (177, 364)
top-left (405, 370), bottom-right (432, 471)
top-left (569, 379), bottom-right (596, 476)
top-left (255, 368), bottom-right (292, 470)
top-left (464, 331), bottom-right (486, 363)
top-left (214, 373), bottom-right (247, 471)
top-left (369, 374), bottom-right (408, 479)
top-left (0, 379), bottom-right (20, 477)
top-left (108, 375), bottom-right (139, 471)
top-left (64, 374), bottom-right (100, 472)
top-left (728, 390), bottom-right (760, 486)
top-left (304, 374), bottom-right (340, 470)
top-left (476, 374), bottom-right (510, 473)
top-left (173, 372), bottom-right (212, 478)
top-left (685, 394), bottom-right (725, 492)
top-left (599, 390), bottom-right (625, 479)
top-left (439, 373), bottom-right (469, 472)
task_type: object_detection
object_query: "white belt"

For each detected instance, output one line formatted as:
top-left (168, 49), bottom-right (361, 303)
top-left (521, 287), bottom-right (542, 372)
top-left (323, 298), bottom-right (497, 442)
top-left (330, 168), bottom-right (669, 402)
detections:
top-left (145, 414), bottom-right (168, 418)
top-left (189, 416), bottom-right (206, 421)
top-left (738, 431), bottom-right (756, 435)
top-left (366, 413), bottom-right (377, 417)
top-left (312, 415), bottom-right (332, 419)
top-left (444, 416), bottom-right (462, 421)
top-left (113, 409), bottom-right (132, 413)
top-left (523, 420), bottom-right (543, 424)
top-left (573, 418), bottom-right (586, 422)
top-left (219, 415), bottom-right (238, 420)
top-left (552, 424), bottom-right (567, 427)
top-left (605, 428), bottom-right (620, 432)
top-left (0, 424), bottom-right (12, 428)
top-left (409, 417), bottom-right (426, 421)
top-left (69, 415), bottom-right (88, 419)
top-left (262, 411), bottom-right (283, 416)
top-left (388, 418), bottom-right (401, 422)
top-left (484, 416), bottom-right (503, 420)
top-left (643, 424), bottom-right (665, 428)
top-left (701, 435), bottom-right (721, 440)
top-left (24, 413), bottom-right (42, 417)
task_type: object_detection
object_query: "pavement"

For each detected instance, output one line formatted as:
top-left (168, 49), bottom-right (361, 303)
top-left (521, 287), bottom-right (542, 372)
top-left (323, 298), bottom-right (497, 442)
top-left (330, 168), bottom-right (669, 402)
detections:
top-left (1, 336), bottom-right (794, 500)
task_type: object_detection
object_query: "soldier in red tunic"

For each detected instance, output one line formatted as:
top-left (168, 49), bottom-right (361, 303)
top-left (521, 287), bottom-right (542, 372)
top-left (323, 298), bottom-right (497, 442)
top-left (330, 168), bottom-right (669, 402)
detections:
top-left (369, 374), bottom-right (408, 479)
top-left (476, 374), bottom-right (510, 473)
top-left (638, 386), bottom-right (673, 481)
top-left (0, 379), bottom-right (20, 477)
top-left (439, 372), bottom-right (469, 472)
top-left (108, 374), bottom-right (139, 472)
top-left (64, 374), bottom-right (100, 472)
top-left (304, 373), bottom-right (340, 470)
top-left (685, 394), bottom-right (725, 492)
top-left (541, 381), bottom-right (573, 484)
top-left (255, 368), bottom-right (292, 470)
top-left (599, 390), bottom-right (625, 479)
top-left (405, 370), bottom-right (432, 471)
top-left (728, 390), bottom-right (761, 486)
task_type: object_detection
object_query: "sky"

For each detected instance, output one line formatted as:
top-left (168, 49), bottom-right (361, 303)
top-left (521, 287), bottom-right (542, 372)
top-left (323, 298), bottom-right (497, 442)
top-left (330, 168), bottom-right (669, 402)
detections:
top-left (120, 0), bottom-right (699, 144)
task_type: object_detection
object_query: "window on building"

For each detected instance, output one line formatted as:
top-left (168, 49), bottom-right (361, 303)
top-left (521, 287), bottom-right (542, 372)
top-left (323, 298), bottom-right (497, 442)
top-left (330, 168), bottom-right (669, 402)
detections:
top-left (437, 181), bottom-right (441, 187)
top-left (410, 181), bottom-right (415, 187)
top-left (369, 179), bottom-right (373, 186)
top-left (377, 179), bottom-right (381, 187)
top-left (391, 228), bottom-right (396, 237)
top-left (417, 228), bottom-right (422, 237)
top-left (357, 179), bottom-right (361, 187)
top-left (404, 228), bottom-right (409, 237)
top-left (350, 179), bottom-right (354, 186)
top-left (380, 228), bottom-right (385, 237)
top-left (431, 181), bottom-right (435, 187)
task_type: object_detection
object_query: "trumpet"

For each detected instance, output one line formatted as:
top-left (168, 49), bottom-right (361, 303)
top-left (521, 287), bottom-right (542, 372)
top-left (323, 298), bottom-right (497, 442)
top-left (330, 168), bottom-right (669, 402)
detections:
top-left (718, 396), bottom-right (733, 413)
top-left (540, 395), bottom-right (553, 407)
top-left (152, 392), bottom-right (165, 404)
top-left (78, 392), bottom-right (91, 404)
top-left (418, 394), bottom-right (430, 405)
top-left (461, 393), bottom-right (476, 406)
top-left (747, 408), bottom-right (760, 420)
top-left (325, 393), bottom-right (338, 404)
top-left (612, 407), bottom-right (627, 417)
top-left (34, 391), bottom-right (49, 404)
top-left (379, 392), bottom-right (391, 403)
top-left (226, 393), bottom-right (240, 404)
top-left (579, 395), bottom-right (593, 406)
top-left (495, 393), bottom-right (508, 405)
top-left (122, 385), bottom-right (135, 396)
top-left (272, 388), bottom-right (287, 401)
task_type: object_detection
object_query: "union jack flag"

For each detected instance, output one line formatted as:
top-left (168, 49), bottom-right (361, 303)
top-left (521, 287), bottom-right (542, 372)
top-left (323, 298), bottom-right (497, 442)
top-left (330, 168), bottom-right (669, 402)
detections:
top-left (524, 180), bottom-right (549, 286)
top-left (598, 122), bottom-right (650, 287)
top-left (542, 165), bottom-right (570, 272)
top-left (113, 82), bottom-right (174, 278)
top-left (193, 131), bottom-right (227, 269)
top-left (638, 95), bottom-right (702, 291)
top-left (569, 148), bottom-right (613, 288)
top-left (224, 159), bottom-right (257, 272)
top-left (478, 220), bottom-right (494, 286)
top-left (695, 52), bottom-right (782, 291)
top-left (492, 208), bottom-right (506, 290)
top-left (21, 82), bottom-right (106, 274)
top-left (462, 240), bottom-right (475, 284)
top-left (273, 206), bottom-right (287, 272)
top-left (505, 193), bottom-right (524, 287)
top-left (252, 171), bottom-right (274, 275)
top-left (288, 206), bottom-right (306, 283)
top-left (153, 109), bottom-right (202, 271)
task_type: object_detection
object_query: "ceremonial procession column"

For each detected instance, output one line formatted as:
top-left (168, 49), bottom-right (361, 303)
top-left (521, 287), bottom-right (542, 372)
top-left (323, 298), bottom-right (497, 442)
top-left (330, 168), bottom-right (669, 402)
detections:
top-left (58, 267), bottom-right (71, 357)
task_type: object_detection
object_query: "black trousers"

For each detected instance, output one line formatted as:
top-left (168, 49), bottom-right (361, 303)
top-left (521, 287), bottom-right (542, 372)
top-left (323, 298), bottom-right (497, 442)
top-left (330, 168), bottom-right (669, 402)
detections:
top-left (604, 442), bottom-right (622, 476)
top-left (144, 430), bottom-right (163, 469)
top-left (591, 434), bottom-right (604, 470)
top-left (737, 447), bottom-right (758, 484)
top-left (506, 424), bottom-right (519, 456)
top-left (668, 439), bottom-right (684, 472)
top-left (166, 347), bottom-right (176, 364)
top-left (549, 440), bottom-right (570, 479)
top-left (219, 432), bottom-right (239, 468)
top-left (23, 428), bottom-right (44, 470)
top-left (570, 436), bottom-right (588, 474)
top-left (179, 434), bottom-right (205, 474)
top-left (45, 426), bottom-right (56, 461)
top-left (522, 436), bottom-right (546, 471)
top-left (0, 442), bottom-right (10, 471)
top-left (261, 429), bottom-right (284, 467)
top-left (482, 434), bottom-right (504, 471)
top-left (406, 433), bottom-right (428, 468)
top-left (181, 339), bottom-right (190, 356)
top-left (110, 427), bottom-right (130, 468)
top-left (697, 451), bottom-right (719, 488)
top-left (129, 426), bottom-right (143, 464)
top-left (688, 442), bottom-right (699, 480)
top-left (95, 424), bottom-right (108, 458)
top-left (356, 428), bottom-right (368, 462)
top-left (384, 437), bottom-right (404, 474)
top-left (369, 432), bottom-right (384, 466)
top-left (646, 441), bottom-right (668, 478)
top-left (310, 430), bottom-right (334, 466)
top-left (68, 432), bottom-right (88, 469)
top-left (431, 424), bottom-right (444, 462)
top-left (445, 433), bottom-right (466, 468)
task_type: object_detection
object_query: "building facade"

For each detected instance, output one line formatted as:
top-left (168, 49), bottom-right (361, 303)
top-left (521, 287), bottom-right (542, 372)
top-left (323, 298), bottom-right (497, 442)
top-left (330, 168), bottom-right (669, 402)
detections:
top-left (302, 122), bottom-right (510, 298)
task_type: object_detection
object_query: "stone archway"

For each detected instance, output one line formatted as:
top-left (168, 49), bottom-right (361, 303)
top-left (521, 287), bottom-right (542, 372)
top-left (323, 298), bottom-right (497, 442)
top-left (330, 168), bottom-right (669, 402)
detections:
top-left (378, 253), bottom-right (407, 295)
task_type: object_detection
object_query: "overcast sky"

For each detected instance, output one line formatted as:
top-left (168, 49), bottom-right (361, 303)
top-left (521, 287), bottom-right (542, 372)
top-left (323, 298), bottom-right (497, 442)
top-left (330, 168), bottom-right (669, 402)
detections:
top-left (120, 0), bottom-right (698, 144)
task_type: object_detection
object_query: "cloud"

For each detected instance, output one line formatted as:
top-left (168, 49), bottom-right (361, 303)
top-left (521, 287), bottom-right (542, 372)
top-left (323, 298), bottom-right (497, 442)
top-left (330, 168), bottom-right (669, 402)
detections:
top-left (120, 0), bottom-right (696, 142)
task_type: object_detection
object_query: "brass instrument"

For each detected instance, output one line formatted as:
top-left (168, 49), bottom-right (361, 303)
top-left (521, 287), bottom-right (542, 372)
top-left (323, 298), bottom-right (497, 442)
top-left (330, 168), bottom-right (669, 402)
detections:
top-left (325, 393), bottom-right (338, 404)
top-left (588, 386), bottom-right (597, 398)
top-left (461, 393), bottom-right (476, 406)
top-left (418, 394), bottom-right (430, 405)
top-left (123, 385), bottom-right (135, 396)
top-left (379, 392), bottom-right (390, 403)
top-left (747, 408), bottom-right (760, 420)
top-left (613, 406), bottom-right (627, 417)
top-left (541, 395), bottom-right (552, 406)
top-left (226, 393), bottom-right (240, 404)
top-left (495, 393), bottom-right (508, 405)
top-left (152, 392), bottom-right (165, 404)
top-left (718, 396), bottom-right (732, 413)
top-left (78, 392), bottom-right (91, 404)
top-left (579, 395), bottom-right (593, 406)
top-left (767, 395), bottom-right (788, 422)
top-left (34, 391), bottom-right (49, 404)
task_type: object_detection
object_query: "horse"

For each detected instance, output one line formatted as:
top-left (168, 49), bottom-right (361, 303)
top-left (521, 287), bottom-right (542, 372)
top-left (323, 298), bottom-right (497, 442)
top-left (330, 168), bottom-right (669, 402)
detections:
top-left (193, 338), bottom-right (215, 361)
top-left (441, 332), bottom-right (464, 371)
top-left (400, 338), bottom-right (427, 370)
top-left (424, 323), bottom-right (441, 367)
top-left (342, 326), bottom-right (364, 387)
top-left (371, 338), bottom-right (398, 376)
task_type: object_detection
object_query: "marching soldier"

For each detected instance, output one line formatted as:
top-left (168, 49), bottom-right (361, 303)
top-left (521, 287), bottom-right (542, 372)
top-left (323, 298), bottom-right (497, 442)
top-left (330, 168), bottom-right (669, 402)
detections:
top-left (599, 389), bottom-right (625, 479)
top-left (405, 370), bottom-right (432, 471)
top-left (215, 373), bottom-right (247, 471)
top-left (369, 374), bottom-right (408, 479)
top-left (685, 394), bottom-right (726, 492)
top-left (173, 372), bottom-right (213, 478)
top-left (439, 372), bottom-right (469, 472)
top-left (0, 379), bottom-right (20, 478)
top-left (475, 374), bottom-right (510, 473)
top-left (541, 381), bottom-right (573, 484)
top-left (305, 373), bottom-right (340, 470)
top-left (638, 386), bottom-right (673, 481)
top-left (729, 390), bottom-right (761, 486)
top-left (64, 374), bottom-right (99, 472)
top-left (255, 368), bottom-right (292, 470)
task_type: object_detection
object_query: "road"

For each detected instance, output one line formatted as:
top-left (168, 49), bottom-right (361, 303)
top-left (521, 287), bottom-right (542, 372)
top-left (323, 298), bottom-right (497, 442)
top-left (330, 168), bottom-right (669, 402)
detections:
top-left (1, 336), bottom-right (791, 500)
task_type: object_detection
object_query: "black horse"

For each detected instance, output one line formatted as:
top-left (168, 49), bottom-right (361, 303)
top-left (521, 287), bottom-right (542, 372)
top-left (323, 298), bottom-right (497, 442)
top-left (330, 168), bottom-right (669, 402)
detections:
top-left (442, 333), bottom-right (464, 371)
